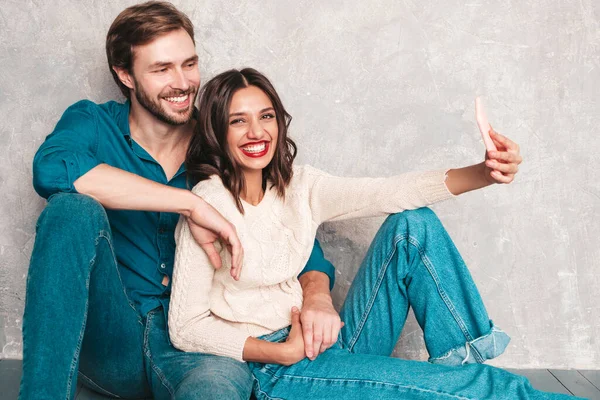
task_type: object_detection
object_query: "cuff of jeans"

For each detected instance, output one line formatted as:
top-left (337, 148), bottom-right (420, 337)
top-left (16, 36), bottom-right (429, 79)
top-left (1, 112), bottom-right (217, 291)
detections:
top-left (429, 320), bottom-right (511, 366)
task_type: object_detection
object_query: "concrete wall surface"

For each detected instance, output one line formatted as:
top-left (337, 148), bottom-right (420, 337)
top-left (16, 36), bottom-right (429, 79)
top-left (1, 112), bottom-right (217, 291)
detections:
top-left (0, 0), bottom-right (598, 368)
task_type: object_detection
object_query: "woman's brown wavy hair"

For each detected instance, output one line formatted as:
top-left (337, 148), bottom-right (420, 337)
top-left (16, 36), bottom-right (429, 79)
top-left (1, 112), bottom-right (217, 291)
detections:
top-left (186, 68), bottom-right (297, 213)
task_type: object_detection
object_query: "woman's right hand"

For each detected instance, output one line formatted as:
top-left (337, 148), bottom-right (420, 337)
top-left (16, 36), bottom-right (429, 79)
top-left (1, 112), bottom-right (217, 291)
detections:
top-left (282, 307), bottom-right (306, 366)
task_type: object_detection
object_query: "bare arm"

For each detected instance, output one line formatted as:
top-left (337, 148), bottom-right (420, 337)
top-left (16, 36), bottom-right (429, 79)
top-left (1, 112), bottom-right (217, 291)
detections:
top-left (243, 308), bottom-right (306, 366)
top-left (74, 164), bottom-right (243, 273)
top-left (445, 129), bottom-right (522, 195)
top-left (74, 164), bottom-right (199, 215)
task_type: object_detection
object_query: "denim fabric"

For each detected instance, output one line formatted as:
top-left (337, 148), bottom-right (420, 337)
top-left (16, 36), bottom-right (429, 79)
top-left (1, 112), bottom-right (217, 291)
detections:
top-left (19, 193), bottom-right (253, 400)
top-left (248, 210), bottom-right (582, 400)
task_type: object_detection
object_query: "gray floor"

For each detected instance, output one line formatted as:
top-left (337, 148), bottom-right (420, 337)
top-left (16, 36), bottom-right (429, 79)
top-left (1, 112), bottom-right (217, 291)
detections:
top-left (2, 359), bottom-right (599, 399)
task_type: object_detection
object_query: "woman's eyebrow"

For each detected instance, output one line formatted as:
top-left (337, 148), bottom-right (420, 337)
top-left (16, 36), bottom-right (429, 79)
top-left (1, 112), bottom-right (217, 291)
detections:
top-left (229, 107), bottom-right (274, 118)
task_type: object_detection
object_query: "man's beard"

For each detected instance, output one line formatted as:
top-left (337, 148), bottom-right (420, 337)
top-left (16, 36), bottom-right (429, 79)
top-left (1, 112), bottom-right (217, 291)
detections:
top-left (132, 77), bottom-right (197, 126)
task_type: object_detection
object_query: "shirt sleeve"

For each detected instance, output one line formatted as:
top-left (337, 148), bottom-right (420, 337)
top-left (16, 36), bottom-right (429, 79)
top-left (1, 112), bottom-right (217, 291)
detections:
top-left (304, 165), bottom-right (456, 225)
top-left (32, 100), bottom-right (101, 199)
top-left (168, 205), bottom-right (249, 362)
top-left (297, 239), bottom-right (336, 290)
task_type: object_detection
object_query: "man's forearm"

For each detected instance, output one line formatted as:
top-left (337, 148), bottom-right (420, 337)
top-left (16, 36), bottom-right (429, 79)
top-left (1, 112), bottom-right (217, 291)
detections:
top-left (74, 163), bottom-right (199, 215)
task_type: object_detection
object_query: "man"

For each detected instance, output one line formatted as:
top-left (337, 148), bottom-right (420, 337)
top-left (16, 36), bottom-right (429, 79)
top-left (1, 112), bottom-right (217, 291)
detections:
top-left (19, 2), bottom-right (340, 399)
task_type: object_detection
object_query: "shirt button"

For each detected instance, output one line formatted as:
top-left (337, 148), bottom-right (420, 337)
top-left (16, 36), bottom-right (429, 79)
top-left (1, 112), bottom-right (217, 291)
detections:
top-left (158, 227), bottom-right (165, 234)
top-left (160, 263), bottom-right (166, 269)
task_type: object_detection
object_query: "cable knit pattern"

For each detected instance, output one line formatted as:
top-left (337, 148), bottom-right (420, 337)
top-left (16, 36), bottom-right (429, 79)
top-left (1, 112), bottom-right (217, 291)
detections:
top-left (169, 165), bottom-right (455, 361)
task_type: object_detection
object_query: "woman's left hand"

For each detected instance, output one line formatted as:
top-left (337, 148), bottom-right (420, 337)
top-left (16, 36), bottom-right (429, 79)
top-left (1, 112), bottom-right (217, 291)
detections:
top-left (483, 126), bottom-right (523, 184)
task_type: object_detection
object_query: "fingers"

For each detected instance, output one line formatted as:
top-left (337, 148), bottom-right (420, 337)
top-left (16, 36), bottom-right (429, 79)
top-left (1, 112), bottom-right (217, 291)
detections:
top-left (490, 170), bottom-right (515, 184)
top-left (199, 242), bottom-right (222, 269)
top-left (487, 150), bottom-right (523, 165)
top-left (485, 159), bottom-right (519, 174)
top-left (301, 314), bottom-right (315, 359)
top-left (291, 307), bottom-right (301, 325)
top-left (221, 226), bottom-right (243, 281)
top-left (319, 328), bottom-right (332, 355)
top-left (489, 129), bottom-right (520, 153)
top-left (311, 320), bottom-right (323, 360)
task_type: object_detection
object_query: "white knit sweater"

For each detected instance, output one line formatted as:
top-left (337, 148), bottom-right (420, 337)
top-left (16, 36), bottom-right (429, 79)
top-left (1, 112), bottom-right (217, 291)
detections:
top-left (169, 165), bottom-right (455, 361)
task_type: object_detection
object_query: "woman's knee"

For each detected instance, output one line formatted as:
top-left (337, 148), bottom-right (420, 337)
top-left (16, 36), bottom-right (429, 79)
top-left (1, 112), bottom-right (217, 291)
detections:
top-left (381, 207), bottom-right (443, 236)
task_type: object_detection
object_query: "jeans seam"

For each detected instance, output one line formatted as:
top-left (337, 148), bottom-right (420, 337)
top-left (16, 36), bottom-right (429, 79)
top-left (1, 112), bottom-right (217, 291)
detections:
top-left (252, 375), bottom-right (285, 400)
top-left (65, 254), bottom-right (94, 399)
top-left (274, 374), bottom-right (475, 400)
top-left (97, 230), bottom-right (144, 327)
top-left (405, 234), bottom-right (485, 363)
top-left (143, 311), bottom-right (175, 395)
top-left (346, 234), bottom-right (405, 352)
top-left (78, 371), bottom-right (123, 398)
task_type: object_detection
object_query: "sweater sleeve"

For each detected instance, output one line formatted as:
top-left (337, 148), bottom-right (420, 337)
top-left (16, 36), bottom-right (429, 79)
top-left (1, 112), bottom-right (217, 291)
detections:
top-left (303, 165), bottom-right (456, 224)
top-left (168, 196), bottom-right (249, 362)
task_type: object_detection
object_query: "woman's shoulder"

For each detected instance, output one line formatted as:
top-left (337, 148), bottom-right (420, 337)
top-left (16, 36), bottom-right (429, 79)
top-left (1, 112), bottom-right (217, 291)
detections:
top-left (190, 174), bottom-right (226, 196)
top-left (290, 165), bottom-right (332, 187)
top-left (190, 175), bottom-right (239, 214)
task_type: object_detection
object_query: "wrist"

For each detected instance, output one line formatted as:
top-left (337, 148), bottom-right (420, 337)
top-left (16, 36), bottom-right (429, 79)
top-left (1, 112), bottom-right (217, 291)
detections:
top-left (180, 191), bottom-right (205, 218)
top-left (479, 161), bottom-right (496, 186)
top-left (300, 271), bottom-right (331, 297)
top-left (277, 342), bottom-right (296, 366)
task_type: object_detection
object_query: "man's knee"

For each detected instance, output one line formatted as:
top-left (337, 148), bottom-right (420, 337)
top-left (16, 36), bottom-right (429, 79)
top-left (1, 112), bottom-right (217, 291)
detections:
top-left (173, 359), bottom-right (253, 400)
top-left (38, 193), bottom-right (109, 234)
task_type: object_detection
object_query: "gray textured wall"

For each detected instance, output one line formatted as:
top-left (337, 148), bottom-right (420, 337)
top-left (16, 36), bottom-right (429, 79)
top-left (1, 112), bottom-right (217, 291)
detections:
top-left (0, 0), bottom-right (598, 369)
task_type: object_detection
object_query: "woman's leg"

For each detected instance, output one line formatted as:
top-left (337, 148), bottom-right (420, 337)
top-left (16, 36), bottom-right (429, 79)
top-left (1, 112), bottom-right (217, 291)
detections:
top-left (339, 208), bottom-right (510, 365)
top-left (249, 333), bottom-right (577, 400)
top-left (19, 193), bottom-right (150, 400)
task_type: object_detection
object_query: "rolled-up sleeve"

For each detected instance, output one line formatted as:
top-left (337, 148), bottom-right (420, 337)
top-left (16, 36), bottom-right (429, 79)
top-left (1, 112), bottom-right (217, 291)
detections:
top-left (298, 239), bottom-right (336, 290)
top-left (32, 100), bottom-right (100, 199)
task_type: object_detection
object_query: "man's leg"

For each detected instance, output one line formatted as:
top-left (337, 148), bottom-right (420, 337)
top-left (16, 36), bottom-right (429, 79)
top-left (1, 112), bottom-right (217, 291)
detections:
top-left (19, 193), bottom-right (150, 400)
top-left (339, 208), bottom-right (510, 365)
top-left (143, 308), bottom-right (253, 400)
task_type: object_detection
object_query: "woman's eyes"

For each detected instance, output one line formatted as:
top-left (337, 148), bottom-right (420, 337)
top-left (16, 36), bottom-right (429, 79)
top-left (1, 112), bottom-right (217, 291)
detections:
top-left (229, 114), bottom-right (276, 125)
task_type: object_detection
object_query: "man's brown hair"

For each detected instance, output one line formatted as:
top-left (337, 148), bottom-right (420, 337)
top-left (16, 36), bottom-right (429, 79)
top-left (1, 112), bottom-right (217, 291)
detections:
top-left (106, 1), bottom-right (195, 98)
top-left (186, 68), bottom-right (297, 214)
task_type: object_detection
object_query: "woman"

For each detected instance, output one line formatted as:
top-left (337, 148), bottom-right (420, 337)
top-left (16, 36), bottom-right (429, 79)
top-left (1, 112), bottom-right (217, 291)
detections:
top-left (169, 68), bottom-right (578, 399)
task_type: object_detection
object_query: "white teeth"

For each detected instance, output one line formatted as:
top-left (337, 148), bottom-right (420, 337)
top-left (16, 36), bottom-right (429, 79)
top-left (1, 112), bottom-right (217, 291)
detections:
top-left (165, 94), bottom-right (188, 103)
top-left (242, 142), bottom-right (266, 153)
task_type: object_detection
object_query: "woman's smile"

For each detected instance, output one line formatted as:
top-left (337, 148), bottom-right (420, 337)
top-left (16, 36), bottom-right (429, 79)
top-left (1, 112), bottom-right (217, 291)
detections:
top-left (240, 140), bottom-right (270, 158)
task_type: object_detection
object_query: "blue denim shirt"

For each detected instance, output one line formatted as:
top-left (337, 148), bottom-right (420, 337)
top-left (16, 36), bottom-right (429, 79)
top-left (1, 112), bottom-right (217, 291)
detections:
top-left (32, 100), bottom-right (335, 317)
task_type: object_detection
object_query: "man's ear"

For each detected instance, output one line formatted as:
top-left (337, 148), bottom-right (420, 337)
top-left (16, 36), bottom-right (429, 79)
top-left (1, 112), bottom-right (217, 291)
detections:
top-left (113, 67), bottom-right (135, 90)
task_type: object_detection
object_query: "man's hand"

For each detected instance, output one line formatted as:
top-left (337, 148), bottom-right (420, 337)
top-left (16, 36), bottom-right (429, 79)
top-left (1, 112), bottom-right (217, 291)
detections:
top-left (187, 198), bottom-right (243, 280)
top-left (299, 271), bottom-right (343, 360)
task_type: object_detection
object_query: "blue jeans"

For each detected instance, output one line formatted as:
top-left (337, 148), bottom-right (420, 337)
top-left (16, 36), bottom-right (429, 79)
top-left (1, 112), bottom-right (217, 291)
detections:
top-left (248, 210), bottom-right (581, 400)
top-left (19, 193), bottom-right (253, 400)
